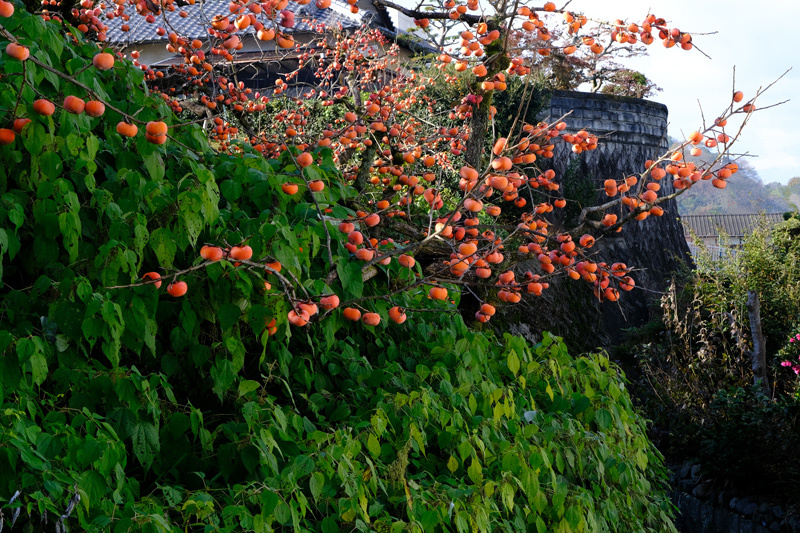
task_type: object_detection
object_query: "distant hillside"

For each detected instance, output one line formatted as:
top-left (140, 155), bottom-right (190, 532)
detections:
top-left (671, 143), bottom-right (797, 216)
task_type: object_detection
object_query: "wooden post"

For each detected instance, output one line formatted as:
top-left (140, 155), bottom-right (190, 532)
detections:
top-left (746, 290), bottom-right (771, 395)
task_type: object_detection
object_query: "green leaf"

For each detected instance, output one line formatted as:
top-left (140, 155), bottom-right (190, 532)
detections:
top-left (220, 179), bottom-right (243, 201)
top-left (132, 422), bottom-right (160, 470)
top-left (225, 337), bottom-right (246, 372)
top-left (507, 350), bottom-right (520, 376)
top-left (30, 347), bottom-right (48, 386)
top-left (447, 456), bottom-right (458, 473)
top-left (467, 457), bottom-right (483, 485)
top-left (22, 14), bottom-right (46, 38)
top-left (336, 260), bottom-right (364, 298)
top-left (595, 408), bottom-right (612, 430)
top-left (149, 228), bottom-right (177, 268)
top-left (309, 472), bottom-right (324, 503)
top-left (366, 434), bottom-right (380, 457)
top-left (39, 151), bottom-right (62, 179)
top-left (238, 380), bottom-right (260, 398)
top-left (57, 210), bottom-right (80, 263)
top-left (21, 121), bottom-right (47, 155)
top-left (143, 151), bottom-right (165, 181)
top-left (78, 470), bottom-right (108, 510)
top-left (218, 303), bottom-right (241, 331)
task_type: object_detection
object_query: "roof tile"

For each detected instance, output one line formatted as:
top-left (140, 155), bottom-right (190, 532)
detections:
top-left (105, 0), bottom-right (377, 45)
top-left (680, 213), bottom-right (785, 238)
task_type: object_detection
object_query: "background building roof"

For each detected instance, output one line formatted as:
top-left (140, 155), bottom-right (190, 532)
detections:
top-left (680, 213), bottom-right (786, 238)
top-left (105, 0), bottom-right (384, 45)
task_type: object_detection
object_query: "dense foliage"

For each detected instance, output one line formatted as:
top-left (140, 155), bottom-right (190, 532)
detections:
top-left (0, 7), bottom-right (680, 532)
top-left (632, 216), bottom-right (800, 498)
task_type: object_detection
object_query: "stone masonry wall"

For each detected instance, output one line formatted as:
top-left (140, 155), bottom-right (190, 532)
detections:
top-left (503, 90), bottom-right (691, 350)
top-left (671, 462), bottom-right (800, 533)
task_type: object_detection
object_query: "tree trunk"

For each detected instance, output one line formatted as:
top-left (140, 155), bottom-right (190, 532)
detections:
top-left (746, 290), bottom-right (771, 395)
top-left (465, 100), bottom-right (491, 169)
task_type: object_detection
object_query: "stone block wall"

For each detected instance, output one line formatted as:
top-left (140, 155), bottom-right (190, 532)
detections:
top-left (503, 90), bottom-right (691, 349)
top-left (671, 462), bottom-right (800, 533)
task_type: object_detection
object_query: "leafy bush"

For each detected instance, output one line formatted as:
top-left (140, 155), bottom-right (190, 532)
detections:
top-left (633, 216), bottom-right (800, 494)
top-left (700, 386), bottom-right (800, 497)
top-left (0, 8), bottom-right (676, 532)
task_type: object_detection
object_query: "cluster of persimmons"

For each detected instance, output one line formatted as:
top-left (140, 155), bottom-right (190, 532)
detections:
top-left (0, 0), bottom-right (756, 329)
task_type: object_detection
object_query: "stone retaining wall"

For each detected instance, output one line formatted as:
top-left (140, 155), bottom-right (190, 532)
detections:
top-left (502, 90), bottom-right (690, 349)
top-left (670, 463), bottom-right (800, 533)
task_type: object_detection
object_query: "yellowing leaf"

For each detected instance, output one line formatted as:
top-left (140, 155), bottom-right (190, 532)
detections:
top-left (447, 455), bottom-right (458, 473)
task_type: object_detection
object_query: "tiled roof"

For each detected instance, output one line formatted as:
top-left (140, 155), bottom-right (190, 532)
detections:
top-left (105, 0), bottom-right (382, 45)
top-left (680, 213), bottom-right (785, 238)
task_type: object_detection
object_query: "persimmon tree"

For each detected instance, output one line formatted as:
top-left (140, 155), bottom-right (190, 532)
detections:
top-left (11, 0), bottom-right (765, 318)
top-left (0, 0), bottom-right (778, 530)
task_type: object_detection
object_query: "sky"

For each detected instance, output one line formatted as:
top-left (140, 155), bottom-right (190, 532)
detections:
top-left (549, 0), bottom-right (800, 185)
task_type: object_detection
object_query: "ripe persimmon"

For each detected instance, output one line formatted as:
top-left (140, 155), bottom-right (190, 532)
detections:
top-left (355, 248), bottom-right (374, 261)
top-left (145, 133), bottom-right (167, 145)
top-left (309, 180), bottom-right (325, 192)
top-left (63, 96), bottom-right (85, 114)
top-left (5, 42), bottom-right (29, 61)
top-left (288, 309), bottom-right (310, 326)
top-left (282, 183), bottom-right (299, 195)
top-left (146, 121), bottom-right (168, 136)
top-left (459, 242), bottom-right (477, 256)
top-left (0, 0), bottom-right (15, 17)
top-left (296, 152), bottom-right (313, 168)
top-left (364, 213), bottom-right (380, 227)
top-left (348, 231), bottom-right (364, 245)
top-left (620, 276), bottom-right (636, 291)
top-left (319, 294), bottom-right (340, 310)
top-left (33, 99), bottom-right (55, 116)
top-left (200, 245), bottom-right (224, 261)
top-left (388, 306), bottom-right (406, 324)
top-left (84, 100), bottom-right (105, 117)
top-left (142, 272), bottom-right (162, 288)
top-left (167, 280), bottom-right (188, 296)
top-left (12, 118), bottom-right (30, 133)
top-left (116, 122), bottom-right (138, 137)
top-left (480, 303), bottom-right (495, 316)
top-left (229, 245), bottom-right (253, 260)
top-left (398, 254), bottom-right (415, 268)
top-left (298, 302), bottom-right (319, 316)
top-left (362, 312), bottom-right (381, 326)
top-left (343, 307), bottom-right (361, 321)
top-left (0, 128), bottom-right (14, 145)
top-left (475, 311), bottom-right (490, 323)
top-left (92, 52), bottom-right (115, 70)
top-left (429, 286), bottom-right (447, 300)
